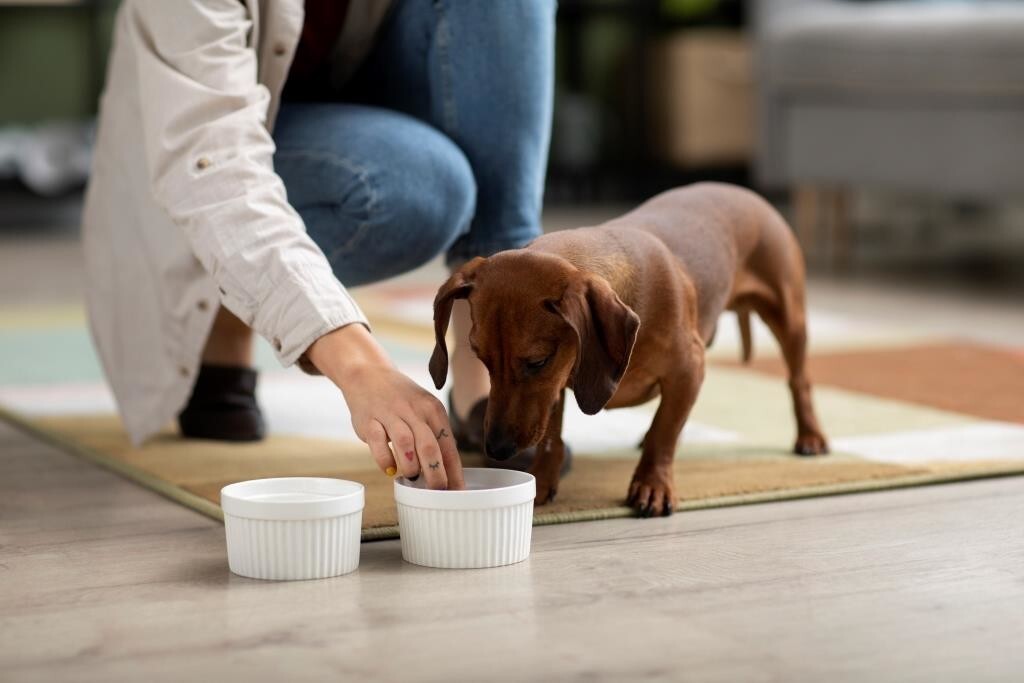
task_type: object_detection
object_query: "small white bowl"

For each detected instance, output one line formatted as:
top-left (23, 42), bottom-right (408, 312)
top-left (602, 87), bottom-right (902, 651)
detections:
top-left (394, 468), bottom-right (535, 569)
top-left (221, 477), bottom-right (364, 581)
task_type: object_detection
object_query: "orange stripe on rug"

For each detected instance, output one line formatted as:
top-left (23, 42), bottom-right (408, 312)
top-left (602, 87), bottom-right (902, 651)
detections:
top-left (728, 342), bottom-right (1024, 425)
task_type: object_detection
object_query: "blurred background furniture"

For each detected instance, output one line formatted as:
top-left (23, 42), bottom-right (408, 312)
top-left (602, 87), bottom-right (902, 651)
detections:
top-left (550, 0), bottom-right (749, 202)
top-left (754, 0), bottom-right (1024, 265)
top-left (649, 28), bottom-right (754, 169)
top-left (0, 0), bottom-right (117, 214)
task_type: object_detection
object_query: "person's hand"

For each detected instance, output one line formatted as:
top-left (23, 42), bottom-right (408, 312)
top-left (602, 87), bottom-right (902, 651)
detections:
top-left (306, 324), bottom-right (465, 490)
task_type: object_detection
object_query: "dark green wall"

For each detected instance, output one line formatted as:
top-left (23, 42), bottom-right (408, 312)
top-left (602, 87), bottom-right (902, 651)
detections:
top-left (0, 2), bottom-right (119, 125)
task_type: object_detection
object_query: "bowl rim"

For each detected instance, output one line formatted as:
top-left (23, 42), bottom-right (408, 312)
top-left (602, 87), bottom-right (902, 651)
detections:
top-left (221, 477), bottom-right (365, 521)
top-left (394, 467), bottom-right (536, 510)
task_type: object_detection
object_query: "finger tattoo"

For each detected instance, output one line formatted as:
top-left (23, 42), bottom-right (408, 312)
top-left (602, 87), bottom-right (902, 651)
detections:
top-left (404, 451), bottom-right (415, 461)
top-left (435, 428), bottom-right (450, 440)
top-left (428, 462), bottom-right (440, 470)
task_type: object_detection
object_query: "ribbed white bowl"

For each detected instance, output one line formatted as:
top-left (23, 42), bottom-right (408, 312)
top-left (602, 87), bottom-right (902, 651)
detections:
top-left (395, 469), bottom-right (535, 569)
top-left (221, 478), bottom-right (364, 581)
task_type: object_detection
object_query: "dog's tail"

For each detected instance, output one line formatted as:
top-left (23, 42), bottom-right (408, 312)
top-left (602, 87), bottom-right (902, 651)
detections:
top-left (738, 309), bottom-right (753, 363)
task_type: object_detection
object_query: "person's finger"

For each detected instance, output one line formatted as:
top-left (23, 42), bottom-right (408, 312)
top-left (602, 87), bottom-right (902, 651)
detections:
top-left (438, 426), bottom-right (464, 490)
top-left (384, 417), bottom-right (420, 480)
top-left (409, 416), bottom-right (448, 490)
top-left (363, 419), bottom-right (397, 475)
top-left (425, 405), bottom-right (464, 491)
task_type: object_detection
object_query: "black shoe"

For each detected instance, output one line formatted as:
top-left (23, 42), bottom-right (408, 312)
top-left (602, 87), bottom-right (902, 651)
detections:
top-left (178, 365), bottom-right (266, 442)
top-left (448, 392), bottom-right (572, 477)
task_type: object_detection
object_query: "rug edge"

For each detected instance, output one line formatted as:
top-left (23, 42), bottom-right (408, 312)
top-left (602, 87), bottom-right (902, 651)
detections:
top-left (0, 404), bottom-right (225, 521)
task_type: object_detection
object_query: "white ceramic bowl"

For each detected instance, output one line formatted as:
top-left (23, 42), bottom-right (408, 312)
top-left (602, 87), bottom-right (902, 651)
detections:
top-left (394, 468), bottom-right (535, 569)
top-left (221, 477), bottom-right (364, 581)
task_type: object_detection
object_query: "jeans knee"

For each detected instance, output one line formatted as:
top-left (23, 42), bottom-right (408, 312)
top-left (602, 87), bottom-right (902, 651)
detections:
top-left (325, 131), bottom-right (476, 286)
top-left (400, 139), bottom-right (476, 254)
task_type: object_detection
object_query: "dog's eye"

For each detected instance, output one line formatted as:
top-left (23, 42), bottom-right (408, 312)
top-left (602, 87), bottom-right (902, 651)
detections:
top-left (523, 356), bottom-right (550, 372)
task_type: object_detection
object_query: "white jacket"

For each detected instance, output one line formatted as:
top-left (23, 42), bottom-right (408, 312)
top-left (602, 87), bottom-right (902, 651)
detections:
top-left (82, 0), bottom-right (390, 444)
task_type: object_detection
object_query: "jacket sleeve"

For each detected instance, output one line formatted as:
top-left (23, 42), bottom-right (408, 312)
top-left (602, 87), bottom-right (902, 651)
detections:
top-left (125, 0), bottom-right (367, 367)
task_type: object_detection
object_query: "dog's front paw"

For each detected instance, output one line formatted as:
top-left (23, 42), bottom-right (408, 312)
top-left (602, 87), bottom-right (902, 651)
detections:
top-left (534, 475), bottom-right (558, 505)
top-left (627, 465), bottom-right (676, 518)
top-left (794, 432), bottom-right (829, 456)
top-left (529, 449), bottom-right (563, 505)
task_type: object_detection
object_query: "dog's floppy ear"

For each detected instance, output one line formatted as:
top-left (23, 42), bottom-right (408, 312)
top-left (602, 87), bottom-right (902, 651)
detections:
top-left (429, 257), bottom-right (485, 389)
top-left (558, 274), bottom-right (640, 415)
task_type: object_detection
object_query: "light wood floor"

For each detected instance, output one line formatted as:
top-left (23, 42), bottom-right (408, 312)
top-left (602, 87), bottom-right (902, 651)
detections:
top-left (3, 419), bottom-right (1023, 682)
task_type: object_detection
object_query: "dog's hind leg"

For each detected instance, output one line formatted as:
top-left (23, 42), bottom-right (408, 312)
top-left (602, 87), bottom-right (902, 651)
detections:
top-left (750, 288), bottom-right (829, 456)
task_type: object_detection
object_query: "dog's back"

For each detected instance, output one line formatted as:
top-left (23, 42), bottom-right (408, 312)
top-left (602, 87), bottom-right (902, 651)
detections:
top-left (531, 182), bottom-right (801, 345)
top-left (612, 182), bottom-right (799, 291)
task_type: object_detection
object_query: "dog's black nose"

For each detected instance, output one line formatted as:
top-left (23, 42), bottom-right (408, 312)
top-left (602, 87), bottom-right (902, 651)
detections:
top-left (485, 427), bottom-right (517, 461)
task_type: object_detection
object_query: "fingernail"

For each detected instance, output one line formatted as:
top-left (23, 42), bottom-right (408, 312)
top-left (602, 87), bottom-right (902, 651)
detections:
top-left (385, 466), bottom-right (397, 477)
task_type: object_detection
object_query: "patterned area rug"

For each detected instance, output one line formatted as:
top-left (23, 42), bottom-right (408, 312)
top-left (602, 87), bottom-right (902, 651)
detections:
top-left (2, 269), bottom-right (1023, 541)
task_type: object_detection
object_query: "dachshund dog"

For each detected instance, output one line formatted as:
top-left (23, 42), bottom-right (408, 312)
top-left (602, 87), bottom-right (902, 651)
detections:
top-left (430, 182), bottom-right (828, 516)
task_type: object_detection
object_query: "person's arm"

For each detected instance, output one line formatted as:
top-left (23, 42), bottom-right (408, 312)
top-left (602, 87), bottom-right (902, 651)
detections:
top-left (125, 0), bottom-right (463, 488)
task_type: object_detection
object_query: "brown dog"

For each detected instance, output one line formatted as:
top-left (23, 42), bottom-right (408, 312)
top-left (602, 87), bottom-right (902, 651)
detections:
top-left (430, 182), bottom-right (828, 516)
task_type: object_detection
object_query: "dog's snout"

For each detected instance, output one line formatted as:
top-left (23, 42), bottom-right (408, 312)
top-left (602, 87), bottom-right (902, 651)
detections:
top-left (485, 425), bottom-right (517, 461)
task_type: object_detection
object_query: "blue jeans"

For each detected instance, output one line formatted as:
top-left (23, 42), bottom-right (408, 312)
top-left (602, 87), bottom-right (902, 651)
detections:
top-left (273, 0), bottom-right (555, 287)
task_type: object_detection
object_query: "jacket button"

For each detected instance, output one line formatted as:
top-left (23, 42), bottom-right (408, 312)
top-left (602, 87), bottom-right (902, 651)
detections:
top-left (218, 286), bottom-right (226, 295)
top-left (196, 157), bottom-right (211, 170)
top-left (197, 299), bottom-right (209, 312)
top-left (178, 365), bottom-right (190, 377)
top-left (273, 43), bottom-right (287, 56)
top-left (273, 337), bottom-right (282, 352)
